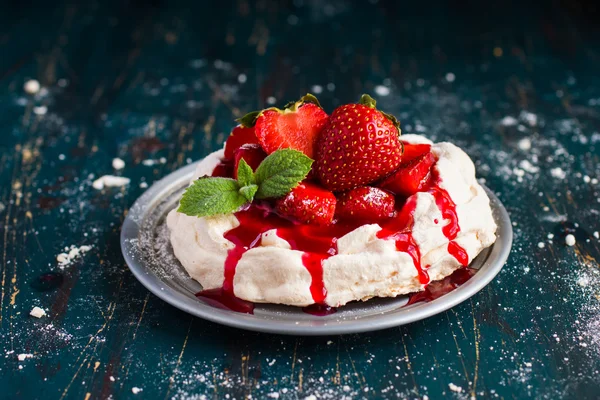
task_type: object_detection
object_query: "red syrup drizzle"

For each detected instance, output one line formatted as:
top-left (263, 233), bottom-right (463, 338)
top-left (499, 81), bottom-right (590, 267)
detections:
top-left (428, 180), bottom-right (469, 267)
top-left (406, 267), bottom-right (476, 305)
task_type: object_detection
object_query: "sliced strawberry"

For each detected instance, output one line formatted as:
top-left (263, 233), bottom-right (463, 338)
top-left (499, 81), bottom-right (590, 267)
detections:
top-left (378, 151), bottom-right (436, 197)
top-left (224, 125), bottom-right (259, 159)
top-left (233, 144), bottom-right (267, 179)
top-left (315, 94), bottom-right (403, 191)
top-left (253, 96), bottom-right (329, 158)
top-left (275, 182), bottom-right (336, 226)
top-left (401, 143), bottom-right (431, 164)
top-left (335, 186), bottom-right (395, 222)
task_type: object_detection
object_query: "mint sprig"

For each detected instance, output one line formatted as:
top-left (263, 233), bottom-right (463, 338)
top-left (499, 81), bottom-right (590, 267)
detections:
top-left (177, 149), bottom-right (313, 217)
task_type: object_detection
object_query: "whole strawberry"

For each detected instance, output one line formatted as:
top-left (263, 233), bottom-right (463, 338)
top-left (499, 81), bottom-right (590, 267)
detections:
top-left (314, 94), bottom-right (403, 191)
top-left (275, 182), bottom-right (336, 226)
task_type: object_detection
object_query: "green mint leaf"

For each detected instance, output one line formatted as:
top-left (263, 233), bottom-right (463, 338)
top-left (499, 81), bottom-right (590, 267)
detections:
top-left (236, 159), bottom-right (255, 187)
top-left (239, 184), bottom-right (258, 201)
top-left (254, 149), bottom-right (313, 199)
top-left (177, 177), bottom-right (248, 217)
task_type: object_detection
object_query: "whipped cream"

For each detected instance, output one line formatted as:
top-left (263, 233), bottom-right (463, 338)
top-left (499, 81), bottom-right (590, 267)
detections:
top-left (167, 135), bottom-right (497, 307)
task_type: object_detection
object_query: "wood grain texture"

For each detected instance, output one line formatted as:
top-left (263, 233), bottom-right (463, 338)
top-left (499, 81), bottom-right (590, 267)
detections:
top-left (1, 0), bottom-right (600, 399)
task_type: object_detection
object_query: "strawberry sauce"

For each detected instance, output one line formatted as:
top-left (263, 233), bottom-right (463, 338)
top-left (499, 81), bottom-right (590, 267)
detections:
top-left (406, 267), bottom-right (476, 305)
top-left (428, 185), bottom-right (469, 267)
top-left (196, 150), bottom-right (471, 313)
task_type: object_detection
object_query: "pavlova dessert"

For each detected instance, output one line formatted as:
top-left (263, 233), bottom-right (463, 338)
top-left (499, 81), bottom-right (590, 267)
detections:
top-left (167, 94), bottom-right (497, 311)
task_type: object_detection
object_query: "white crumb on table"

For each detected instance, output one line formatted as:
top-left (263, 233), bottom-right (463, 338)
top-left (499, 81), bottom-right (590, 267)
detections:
top-left (92, 175), bottom-right (130, 190)
top-left (550, 167), bottom-right (566, 180)
top-left (30, 306), bottom-right (46, 318)
top-left (500, 116), bottom-right (518, 126)
top-left (303, 395), bottom-right (317, 400)
top-left (112, 158), bottom-right (126, 170)
top-left (520, 110), bottom-right (538, 127)
top-left (565, 234), bottom-right (576, 246)
top-left (131, 387), bottom-right (143, 394)
top-left (33, 106), bottom-right (48, 115)
top-left (139, 182), bottom-right (148, 189)
top-left (56, 245), bottom-right (92, 267)
top-left (518, 137), bottom-right (532, 150)
top-left (17, 354), bottom-right (33, 361)
top-left (537, 242), bottom-right (545, 249)
top-left (448, 383), bottom-right (463, 393)
top-left (0, 202), bottom-right (5, 213)
top-left (594, 231), bottom-right (599, 239)
top-left (311, 84), bottom-right (323, 94)
top-left (374, 85), bottom-right (390, 96)
top-left (142, 158), bottom-right (167, 166)
top-left (577, 276), bottom-right (590, 287)
top-left (267, 393), bottom-right (280, 399)
top-left (24, 79), bottom-right (40, 94)
top-left (445, 72), bottom-right (456, 82)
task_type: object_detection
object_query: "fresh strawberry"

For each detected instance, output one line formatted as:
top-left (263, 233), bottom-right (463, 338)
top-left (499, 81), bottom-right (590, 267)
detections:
top-left (315, 94), bottom-right (403, 191)
top-left (244, 94), bottom-right (328, 159)
top-left (275, 182), bottom-right (336, 226)
top-left (401, 142), bottom-right (431, 164)
top-left (335, 186), bottom-right (395, 222)
top-left (233, 144), bottom-right (267, 178)
top-left (224, 125), bottom-right (259, 159)
top-left (378, 151), bottom-right (436, 197)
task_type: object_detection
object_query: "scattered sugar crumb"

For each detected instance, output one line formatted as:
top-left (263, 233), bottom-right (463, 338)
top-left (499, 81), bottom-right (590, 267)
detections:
top-left (0, 202), bottom-right (5, 213)
top-left (304, 395), bottom-right (317, 400)
top-left (267, 393), bottom-right (280, 399)
top-left (448, 383), bottom-right (463, 393)
top-left (577, 276), bottom-right (590, 287)
top-left (33, 106), bottom-right (48, 115)
top-left (550, 167), bottom-right (566, 180)
top-left (500, 116), bottom-right (518, 126)
top-left (311, 84), bottom-right (323, 94)
top-left (445, 72), bottom-right (456, 82)
top-left (594, 231), bottom-right (599, 239)
top-left (92, 175), bottom-right (130, 190)
top-left (56, 245), bottom-right (92, 267)
top-left (30, 306), bottom-right (46, 318)
top-left (140, 182), bottom-right (148, 189)
top-left (17, 354), bottom-right (33, 361)
top-left (237, 73), bottom-right (247, 84)
top-left (112, 158), bottom-right (125, 170)
top-left (565, 234), bottom-right (576, 247)
top-left (141, 158), bottom-right (167, 167)
top-left (132, 387), bottom-right (143, 394)
top-left (537, 242), bottom-right (545, 249)
top-left (518, 137), bottom-right (532, 150)
top-left (266, 96), bottom-right (276, 105)
top-left (374, 85), bottom-right (390, 96)
top-left (109, 376), bottom-right (115, 382)
top-left (520, 111), bottom-right (538, 127)
top-left (24, 79), bottom-right (40, 94)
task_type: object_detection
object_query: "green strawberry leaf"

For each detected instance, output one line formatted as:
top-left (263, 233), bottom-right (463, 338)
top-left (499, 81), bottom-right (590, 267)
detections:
top-left (236, 110), bottom-right (261, 128)
top-left (178, 177), bottom-right (248, 217)
top-left (254, 149), bottom-right (313, 199)
top-left (359, 93), bottom-right (401, 134)
top-left (239, 184), bottom-right (258, 201)
top-left (236, 159), bottom-right (255, 187)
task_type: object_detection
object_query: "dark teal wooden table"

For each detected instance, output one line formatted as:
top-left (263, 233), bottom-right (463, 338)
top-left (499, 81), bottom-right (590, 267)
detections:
top-left (2, 1), bottom-right (600, 398)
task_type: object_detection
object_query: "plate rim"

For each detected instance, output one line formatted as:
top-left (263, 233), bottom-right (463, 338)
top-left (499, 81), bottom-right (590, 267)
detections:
top-left (121, 160), bottom-right (512, 336)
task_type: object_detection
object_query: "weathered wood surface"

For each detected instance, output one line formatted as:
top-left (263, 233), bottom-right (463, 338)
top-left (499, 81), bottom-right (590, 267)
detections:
top-left (1, 1), bottom-right (600, 398)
